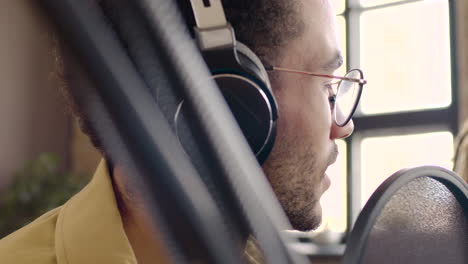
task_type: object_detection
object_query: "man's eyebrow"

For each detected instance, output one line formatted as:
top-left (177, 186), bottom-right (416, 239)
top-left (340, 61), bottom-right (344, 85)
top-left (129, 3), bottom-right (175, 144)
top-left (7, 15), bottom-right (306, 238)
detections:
top-left (322, 52), bottom-right (344, 71)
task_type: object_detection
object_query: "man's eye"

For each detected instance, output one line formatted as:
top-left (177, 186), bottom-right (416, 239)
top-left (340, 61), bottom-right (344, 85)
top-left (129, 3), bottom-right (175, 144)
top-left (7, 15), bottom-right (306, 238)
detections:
top-left (325, 84), bottom-right (337, 107)
top-left (325, 81), bottom-right (339, 91)
top-left (324, 83), bottom-right (337, 97)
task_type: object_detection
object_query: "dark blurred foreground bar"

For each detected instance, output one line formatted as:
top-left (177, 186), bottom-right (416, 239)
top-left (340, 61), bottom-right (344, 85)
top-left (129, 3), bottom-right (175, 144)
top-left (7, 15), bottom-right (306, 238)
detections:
top-left (39, 0), bottom-right (309, 263)
top-left (39, 0), bottom-right (243, 263)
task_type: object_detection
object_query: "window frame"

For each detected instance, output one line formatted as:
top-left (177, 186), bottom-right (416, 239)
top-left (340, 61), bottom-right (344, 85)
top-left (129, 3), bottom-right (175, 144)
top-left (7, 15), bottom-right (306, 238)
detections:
top-left (341, 0), bottom-right (459, 234)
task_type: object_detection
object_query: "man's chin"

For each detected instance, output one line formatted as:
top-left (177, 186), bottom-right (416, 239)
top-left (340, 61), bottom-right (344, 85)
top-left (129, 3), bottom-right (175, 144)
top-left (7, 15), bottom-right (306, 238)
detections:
top-left (288, 202), bottom-right (323, 232)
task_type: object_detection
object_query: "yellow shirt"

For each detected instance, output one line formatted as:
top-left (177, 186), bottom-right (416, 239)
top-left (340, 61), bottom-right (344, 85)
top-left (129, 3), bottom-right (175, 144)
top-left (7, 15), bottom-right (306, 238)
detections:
top-left (0, 161), bottom-right (138, 263)
top-left (0, 160), bottom-right (266, 264)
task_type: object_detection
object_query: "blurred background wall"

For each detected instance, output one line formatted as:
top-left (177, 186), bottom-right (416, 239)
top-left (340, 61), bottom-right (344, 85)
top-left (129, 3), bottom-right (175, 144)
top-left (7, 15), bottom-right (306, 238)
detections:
top-left (0, 0), bottom-right (71, 190)
top-left (0, 0), bottom-right (103, 190)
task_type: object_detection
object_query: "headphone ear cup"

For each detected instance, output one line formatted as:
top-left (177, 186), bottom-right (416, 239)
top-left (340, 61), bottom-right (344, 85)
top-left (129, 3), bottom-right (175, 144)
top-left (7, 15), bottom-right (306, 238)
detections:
top-left (212, 42), bottom-right (278, 164)
top-left (234, 41), bottom-right (277, 120)
top-left (235, 41), bottom-right (271, 87)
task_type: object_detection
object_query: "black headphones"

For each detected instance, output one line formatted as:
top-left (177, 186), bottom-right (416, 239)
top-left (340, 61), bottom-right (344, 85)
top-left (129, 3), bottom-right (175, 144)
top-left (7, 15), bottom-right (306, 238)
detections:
top-left (179, 0), bottom-right (279, 164)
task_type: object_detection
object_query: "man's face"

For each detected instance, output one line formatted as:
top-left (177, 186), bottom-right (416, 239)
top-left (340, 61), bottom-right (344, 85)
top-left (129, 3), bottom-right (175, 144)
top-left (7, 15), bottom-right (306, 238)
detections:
top-left (262, 0), bottom-right (354, 231)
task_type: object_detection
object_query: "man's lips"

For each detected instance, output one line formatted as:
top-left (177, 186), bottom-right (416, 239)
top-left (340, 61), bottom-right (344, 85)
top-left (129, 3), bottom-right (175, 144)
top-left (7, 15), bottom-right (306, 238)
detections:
top-left (323, 143), bottom-right (339, 192)
top-left (323, 173), bottom-right (332, 191)
top-left (327, 143), bottom-right (339, 167)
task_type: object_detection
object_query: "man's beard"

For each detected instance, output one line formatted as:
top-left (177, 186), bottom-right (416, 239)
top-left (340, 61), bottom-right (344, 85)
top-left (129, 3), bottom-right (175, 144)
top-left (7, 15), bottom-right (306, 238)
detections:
top-left (286, 204), bottom-right (322, 232)
top-left (262, 142), bottom-right (327, 231)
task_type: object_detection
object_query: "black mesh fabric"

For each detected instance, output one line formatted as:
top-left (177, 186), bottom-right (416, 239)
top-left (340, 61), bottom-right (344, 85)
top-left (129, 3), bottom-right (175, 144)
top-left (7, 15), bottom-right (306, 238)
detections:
top-left (362, 177), bottom-right (467, 264)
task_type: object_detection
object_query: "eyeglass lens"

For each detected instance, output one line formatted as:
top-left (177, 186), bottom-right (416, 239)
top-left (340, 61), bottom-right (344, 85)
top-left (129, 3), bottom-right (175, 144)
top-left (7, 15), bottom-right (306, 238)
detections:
top-left (334, 69), bottom-right (362, 126)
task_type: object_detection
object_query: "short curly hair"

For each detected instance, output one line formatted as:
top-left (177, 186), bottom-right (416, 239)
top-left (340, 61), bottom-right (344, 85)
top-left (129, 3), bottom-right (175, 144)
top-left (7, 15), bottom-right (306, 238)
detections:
top-left (178, 0), bottom-right (304, 65)
top-left (59, 0), bottom-right (304, 156)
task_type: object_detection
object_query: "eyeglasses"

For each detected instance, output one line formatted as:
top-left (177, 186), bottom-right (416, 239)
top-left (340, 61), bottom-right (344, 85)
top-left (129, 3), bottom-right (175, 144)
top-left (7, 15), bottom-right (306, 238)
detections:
top-left (265, 65), bottom-right (367, 127)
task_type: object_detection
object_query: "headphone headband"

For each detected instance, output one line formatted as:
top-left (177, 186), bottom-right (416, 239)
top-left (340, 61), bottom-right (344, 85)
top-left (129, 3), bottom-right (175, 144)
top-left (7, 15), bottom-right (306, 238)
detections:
top-left (190, 0), bottom-right (234, 51)
top-left (190, 0), bottom-right (227, 29)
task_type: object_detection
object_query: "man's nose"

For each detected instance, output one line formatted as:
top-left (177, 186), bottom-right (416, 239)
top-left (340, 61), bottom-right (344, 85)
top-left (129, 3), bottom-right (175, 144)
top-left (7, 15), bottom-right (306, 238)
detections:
top-left (331, 119), bottom-right (354, 139)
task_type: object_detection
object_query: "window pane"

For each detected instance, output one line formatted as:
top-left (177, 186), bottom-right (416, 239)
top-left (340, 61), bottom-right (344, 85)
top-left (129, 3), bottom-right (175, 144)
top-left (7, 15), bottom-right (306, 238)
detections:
top-left (360, 131), bottom-right (454, 207)
top-left (315, 140), bottom-right (347, 234)
top-left (360, 0), bottom-right (407, 8)
top-left (360, 0), bottom-right (451, 114)
top-left (330, 0), bottom-right (345, 14)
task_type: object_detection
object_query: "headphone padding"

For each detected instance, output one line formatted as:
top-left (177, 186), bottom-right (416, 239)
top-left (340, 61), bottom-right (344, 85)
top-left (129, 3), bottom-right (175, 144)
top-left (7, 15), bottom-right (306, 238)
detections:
top-left (235, 41), bottom-right (271, 88)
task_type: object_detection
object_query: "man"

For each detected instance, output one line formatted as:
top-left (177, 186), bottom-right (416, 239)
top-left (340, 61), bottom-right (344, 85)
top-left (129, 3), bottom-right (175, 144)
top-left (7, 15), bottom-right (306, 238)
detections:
top-left (0, 0), bottom-right (357, 263)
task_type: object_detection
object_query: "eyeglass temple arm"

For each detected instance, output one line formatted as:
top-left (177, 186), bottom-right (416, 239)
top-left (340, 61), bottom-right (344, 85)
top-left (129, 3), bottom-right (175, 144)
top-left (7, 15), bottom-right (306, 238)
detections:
top-left (265, 66), bottom-right (367, 85)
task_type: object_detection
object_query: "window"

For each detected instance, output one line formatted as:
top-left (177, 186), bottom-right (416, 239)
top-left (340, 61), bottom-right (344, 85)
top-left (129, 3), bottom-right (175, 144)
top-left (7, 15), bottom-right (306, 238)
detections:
top-left (312, 0), bottom-right (458, 246)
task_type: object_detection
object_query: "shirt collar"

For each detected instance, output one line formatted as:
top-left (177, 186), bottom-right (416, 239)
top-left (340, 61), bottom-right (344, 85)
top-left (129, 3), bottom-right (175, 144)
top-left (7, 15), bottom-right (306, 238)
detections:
top-left (55, 160), bottom-right (137, 264)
